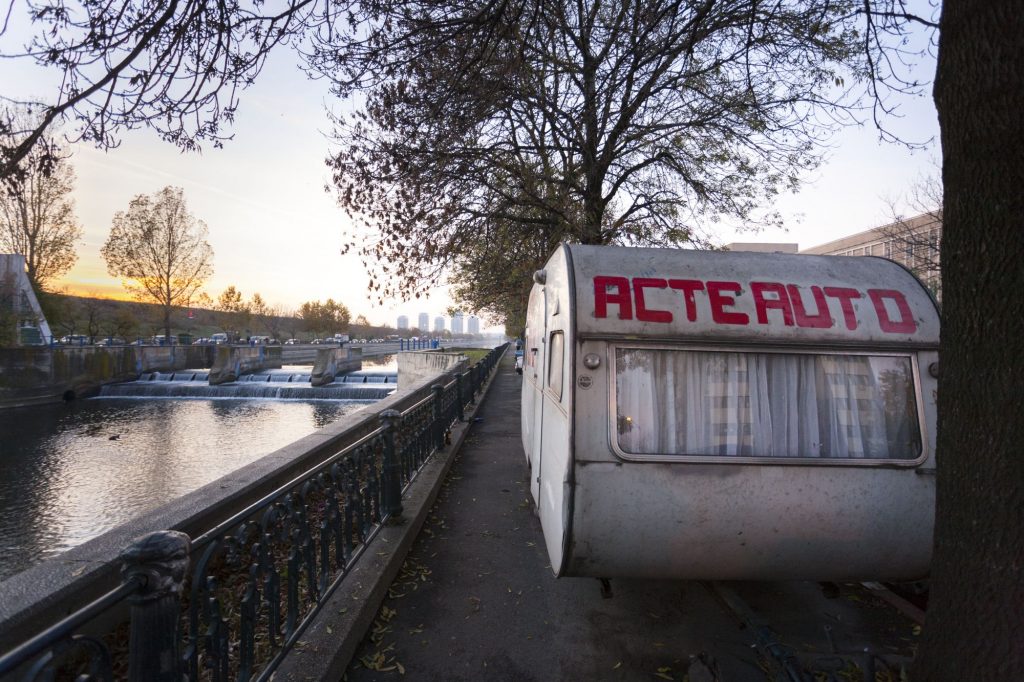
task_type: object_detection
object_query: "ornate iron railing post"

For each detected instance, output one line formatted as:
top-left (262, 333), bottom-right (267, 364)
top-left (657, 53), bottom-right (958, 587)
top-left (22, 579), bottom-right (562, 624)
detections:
top-left (379, 409), bottom-right (404, 519)
top-left (119, 530), bottom-right (190, 682)
top-left (431, 384), bottom-right (444, 450)
top-left (456, 371), bottom-right (465, 422)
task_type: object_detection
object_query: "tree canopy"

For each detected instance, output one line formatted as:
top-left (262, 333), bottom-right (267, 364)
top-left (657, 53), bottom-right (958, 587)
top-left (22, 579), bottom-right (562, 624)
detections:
top-left (1, 1), bottom-right (930, 323)
top-left (101, 186), bottom-right (214, 341)
top-left (298, 298), bottom-right (351, 337)
top-left (325, 0), bottom-right (876, 305)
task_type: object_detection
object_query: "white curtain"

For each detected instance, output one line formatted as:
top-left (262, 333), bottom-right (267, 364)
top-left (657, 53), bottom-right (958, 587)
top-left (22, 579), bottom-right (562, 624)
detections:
top-left (615, 349), bottom-right (919, 459)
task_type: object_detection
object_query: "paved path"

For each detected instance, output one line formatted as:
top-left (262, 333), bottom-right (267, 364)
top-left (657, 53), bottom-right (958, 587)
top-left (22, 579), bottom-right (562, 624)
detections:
top-left (345, 355), bottom-right (917, 681)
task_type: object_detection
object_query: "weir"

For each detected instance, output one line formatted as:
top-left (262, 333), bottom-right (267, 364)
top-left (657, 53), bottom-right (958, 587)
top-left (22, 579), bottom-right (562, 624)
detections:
top-left (311, 346), bottom-right (363, 386)
top-left (208, 344), bottom-right (283, 384)
top-left (100, 368), bottom-right (398, 400)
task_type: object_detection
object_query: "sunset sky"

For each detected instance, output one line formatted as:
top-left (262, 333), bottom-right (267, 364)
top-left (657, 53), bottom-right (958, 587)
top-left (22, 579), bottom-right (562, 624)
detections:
top-left (1, 12), bottom-right (940, 330)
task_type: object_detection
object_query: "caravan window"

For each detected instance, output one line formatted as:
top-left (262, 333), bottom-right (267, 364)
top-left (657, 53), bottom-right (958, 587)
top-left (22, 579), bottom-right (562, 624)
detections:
top-left (613, 348), bottom-right (922, 460)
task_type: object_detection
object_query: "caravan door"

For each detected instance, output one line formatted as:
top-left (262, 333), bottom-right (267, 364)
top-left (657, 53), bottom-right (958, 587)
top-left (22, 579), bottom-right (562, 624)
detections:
top-left (525, 286), bottom-right (546, 502)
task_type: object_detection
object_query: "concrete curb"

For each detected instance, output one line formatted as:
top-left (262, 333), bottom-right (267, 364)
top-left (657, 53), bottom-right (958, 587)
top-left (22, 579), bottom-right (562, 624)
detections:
top-left (273, 351), bottom-right (507, 681)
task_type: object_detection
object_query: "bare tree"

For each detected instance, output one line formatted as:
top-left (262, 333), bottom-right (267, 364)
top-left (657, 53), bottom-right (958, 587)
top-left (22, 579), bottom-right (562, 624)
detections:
top-left (0, 110), bottom-right (83, 291)
top-left (263, 302), bottom-right (289, 341)
top-left (101, 186), bottom-right (214, 342)
top-left (879, 170), bottom-right (943, 298)
top-left (0, 270), bottom-right (18, 346)
top-left (0, 0), bottom-right (331, 180)
top-left (78, 296), bottom-right (103, 342)
top-left (101, 307), bottom-right (139, 342)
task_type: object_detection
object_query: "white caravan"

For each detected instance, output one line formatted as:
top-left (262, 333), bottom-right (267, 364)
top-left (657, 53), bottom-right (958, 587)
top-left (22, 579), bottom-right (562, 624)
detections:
top-left (521, 244), bottom-right (940, 581)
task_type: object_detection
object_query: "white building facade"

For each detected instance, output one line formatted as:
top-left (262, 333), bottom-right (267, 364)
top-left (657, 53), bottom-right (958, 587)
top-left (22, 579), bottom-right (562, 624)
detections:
top-left (801, 212), bottom-right (942, 299)
top-left (0, 254), bottom-right (52, 345)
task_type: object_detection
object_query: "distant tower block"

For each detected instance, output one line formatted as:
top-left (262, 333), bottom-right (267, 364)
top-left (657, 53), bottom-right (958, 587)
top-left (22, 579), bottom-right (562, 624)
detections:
top-left (418, 312), bottom-right (429, 331)
top-left (397, 315), bottom-right (409, 330)
top-left (433, 316), bottom-right (445, 332)
top-left (451, 312), bottom-right (464, 334)
top-left (468, 315), bottom-right (480, 334)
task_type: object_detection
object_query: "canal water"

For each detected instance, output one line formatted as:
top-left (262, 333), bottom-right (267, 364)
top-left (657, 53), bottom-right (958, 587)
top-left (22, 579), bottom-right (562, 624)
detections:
top-left (0, 360), bottom-right (397, 582)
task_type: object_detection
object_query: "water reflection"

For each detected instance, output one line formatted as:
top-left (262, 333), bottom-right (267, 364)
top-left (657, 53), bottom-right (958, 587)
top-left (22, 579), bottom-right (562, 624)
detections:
top-left (0, 397), bottom-right (372, 581)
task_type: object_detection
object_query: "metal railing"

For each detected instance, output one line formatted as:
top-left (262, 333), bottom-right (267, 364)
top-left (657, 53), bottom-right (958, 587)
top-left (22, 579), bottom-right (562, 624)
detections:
top-left (398, 338), bottom-right (440, 350)
top-left (0, 343), bottom-right (508, 682)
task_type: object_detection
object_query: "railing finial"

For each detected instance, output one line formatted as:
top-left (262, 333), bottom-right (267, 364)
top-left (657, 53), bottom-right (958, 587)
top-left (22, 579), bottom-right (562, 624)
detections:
top-left (119, 530), bottom-right (190, 682)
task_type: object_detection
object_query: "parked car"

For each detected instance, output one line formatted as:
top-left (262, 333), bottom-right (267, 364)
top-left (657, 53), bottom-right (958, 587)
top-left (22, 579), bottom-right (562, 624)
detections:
top-left (284, 338), bottom-right (299, 345)
top-left (210, 333), bottom-right (229, 345)
top-left (60, 335), bottom-right (89, 345)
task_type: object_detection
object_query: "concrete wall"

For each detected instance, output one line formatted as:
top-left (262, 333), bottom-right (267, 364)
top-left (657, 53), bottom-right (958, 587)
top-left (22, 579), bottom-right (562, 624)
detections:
top-left (281, 345), bottom-right (319, 363)
top-left (0, 345), bottom-right (215, 408)
top-left (137, 345), bottom-right (215, 373)
top-left (311, 347), bottom-right (363, 386)
top-left (397, 350), bottom-right (468, 388)
top-left (208, 345), bottom-right (284, 385)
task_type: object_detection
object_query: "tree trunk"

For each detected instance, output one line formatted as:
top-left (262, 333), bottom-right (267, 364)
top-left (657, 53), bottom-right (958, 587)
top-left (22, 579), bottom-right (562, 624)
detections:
top-left (581, 186), bottom-right (604, 245)
top-left (915, 0), bottom-right (1024, 677)
top-left (164, 306), bottom-right (172, 346)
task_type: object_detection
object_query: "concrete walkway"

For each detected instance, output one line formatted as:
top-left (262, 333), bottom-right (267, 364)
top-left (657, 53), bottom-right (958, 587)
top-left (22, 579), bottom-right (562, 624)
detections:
top-left (340, 354), bottom-right (918, 681)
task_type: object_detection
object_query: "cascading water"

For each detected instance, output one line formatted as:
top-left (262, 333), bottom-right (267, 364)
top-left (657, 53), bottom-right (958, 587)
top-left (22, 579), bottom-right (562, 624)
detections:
top-left (99, 368), bottom-right (398, 400)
